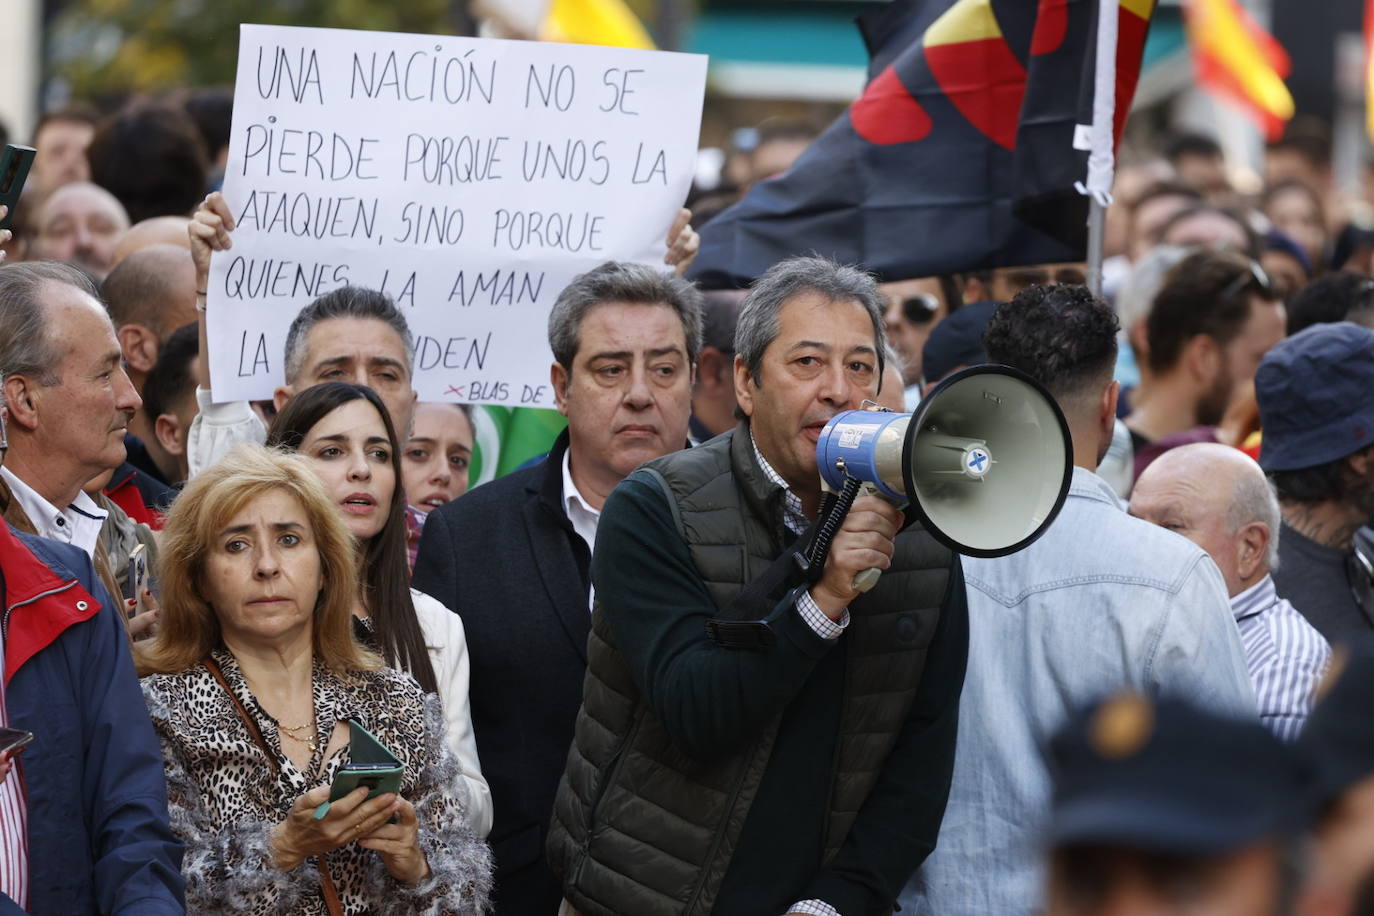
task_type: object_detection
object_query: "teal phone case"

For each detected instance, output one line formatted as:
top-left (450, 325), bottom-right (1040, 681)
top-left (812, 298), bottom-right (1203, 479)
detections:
top-left (312, 720), bottom-right (403, 819)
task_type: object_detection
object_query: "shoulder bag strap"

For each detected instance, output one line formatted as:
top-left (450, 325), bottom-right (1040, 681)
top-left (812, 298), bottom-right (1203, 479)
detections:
top-left (201, 656), bottom-right (345, 916)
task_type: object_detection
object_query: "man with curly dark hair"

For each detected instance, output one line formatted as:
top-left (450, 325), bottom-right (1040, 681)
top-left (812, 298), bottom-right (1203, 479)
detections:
top-left (902, 283), bottom-right (1255, 916)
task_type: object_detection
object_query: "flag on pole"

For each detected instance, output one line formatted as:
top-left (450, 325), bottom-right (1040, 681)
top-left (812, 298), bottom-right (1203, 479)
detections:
top-left (1184, 0), bottom-right (1293, 141)
top-left (688, 0), bottom-right (1157, 288)
top-left (1365, 0), bottom-right (1374, 142)
top-left (540, 0), bottom-right (655, 48)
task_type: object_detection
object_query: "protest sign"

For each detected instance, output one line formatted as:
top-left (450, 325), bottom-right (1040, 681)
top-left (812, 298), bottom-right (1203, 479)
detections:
top-left (207, 23), bottom-right (707, 407)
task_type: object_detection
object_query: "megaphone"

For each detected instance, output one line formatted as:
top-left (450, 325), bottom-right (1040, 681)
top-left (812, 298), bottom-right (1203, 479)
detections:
top-left (815, 365), bottom-right (1072, 584)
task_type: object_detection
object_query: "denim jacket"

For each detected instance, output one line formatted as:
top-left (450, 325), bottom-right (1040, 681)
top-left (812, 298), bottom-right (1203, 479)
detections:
top-left (902, 467), bottom-right (1256, 916)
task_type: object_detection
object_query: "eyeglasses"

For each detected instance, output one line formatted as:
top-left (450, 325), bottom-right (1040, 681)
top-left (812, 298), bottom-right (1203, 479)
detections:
top-left (1220, 260), bottom-right (1276, 302)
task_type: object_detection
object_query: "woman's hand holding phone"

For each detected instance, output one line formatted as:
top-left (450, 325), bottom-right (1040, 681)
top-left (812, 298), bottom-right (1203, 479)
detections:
top-left (359, 797), bottom-right (430, 886)
top-left (270, 784), bottom-right (402, 872)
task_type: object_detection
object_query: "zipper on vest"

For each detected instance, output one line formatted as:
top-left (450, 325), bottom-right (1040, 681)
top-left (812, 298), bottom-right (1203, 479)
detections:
top-left (574, 703), bottom-right (647, 889)
top-left (684, 735), bottom-right (765, 913)
top-left (819, 640), bottom-right (850, 863)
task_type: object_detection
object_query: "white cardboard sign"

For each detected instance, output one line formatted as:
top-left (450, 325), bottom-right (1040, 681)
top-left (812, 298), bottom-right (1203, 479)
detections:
top-left (208, 23), bottom-right (707, 407)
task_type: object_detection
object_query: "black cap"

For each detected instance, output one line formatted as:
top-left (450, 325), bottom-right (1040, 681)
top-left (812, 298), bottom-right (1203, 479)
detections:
top-left (922, 300), bottom-right (997, 384)
top-left (1299, 640), bottom-right (1374, 808)
top-left (1047, 693), bottom-right (1313, 855)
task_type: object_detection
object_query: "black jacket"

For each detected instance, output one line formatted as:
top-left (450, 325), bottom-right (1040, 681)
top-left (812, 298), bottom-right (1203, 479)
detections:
top-left (412, 430), bottom-right (589, 916)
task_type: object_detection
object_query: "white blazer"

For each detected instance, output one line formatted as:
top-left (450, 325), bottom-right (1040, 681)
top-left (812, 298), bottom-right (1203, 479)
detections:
top-left (411, 588), bottom-right (494, 838)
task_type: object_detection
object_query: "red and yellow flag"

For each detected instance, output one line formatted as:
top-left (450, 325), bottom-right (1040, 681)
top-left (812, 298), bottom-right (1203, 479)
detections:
top-left (1365, 0), bottom-right (1374, 141)
top-left (1185, 0), bottom-right (1294, 140)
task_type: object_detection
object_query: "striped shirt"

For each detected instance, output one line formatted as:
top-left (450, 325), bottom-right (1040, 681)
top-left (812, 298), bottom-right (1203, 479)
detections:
top-left (0, 639), bottom-right (28, 908)
top-left (1232, 575), bottom-right (1331, 742)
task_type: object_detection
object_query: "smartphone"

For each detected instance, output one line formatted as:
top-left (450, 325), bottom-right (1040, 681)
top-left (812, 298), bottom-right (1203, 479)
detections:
top-left (313, 762), bottom-right (404, 819)
top-left (125, 544), bottom-right (148, 618)
top-left (0, 145), bottom-right (35, 231)
top-left (0, 727), bottom-right (34, 757)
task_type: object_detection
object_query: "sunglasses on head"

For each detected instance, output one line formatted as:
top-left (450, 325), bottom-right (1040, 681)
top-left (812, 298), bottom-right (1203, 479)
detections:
top-left (901, 293), bottom-right (940, 326)
top-left (1220, 260), bottom-right (1276, 301)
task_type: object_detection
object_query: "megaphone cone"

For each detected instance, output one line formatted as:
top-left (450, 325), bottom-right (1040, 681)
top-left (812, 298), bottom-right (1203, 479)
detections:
top-left (817, 365), bottom-right (1072, 558)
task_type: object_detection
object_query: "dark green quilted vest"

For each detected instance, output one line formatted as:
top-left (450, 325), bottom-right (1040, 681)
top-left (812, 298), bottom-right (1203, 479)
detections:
top-left (547, 423), bottom-right (953, 915)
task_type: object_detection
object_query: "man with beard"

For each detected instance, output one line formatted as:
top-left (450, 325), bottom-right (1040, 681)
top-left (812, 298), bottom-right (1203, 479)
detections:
top-left (1256, 322), bottom-right (1374, 644)
top-left (1124, 249), bottom-right (1285, 472)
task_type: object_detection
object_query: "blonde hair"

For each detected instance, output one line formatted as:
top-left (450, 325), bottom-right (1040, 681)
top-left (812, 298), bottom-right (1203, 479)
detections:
top-left (137, 444), bottom-right (379, 677)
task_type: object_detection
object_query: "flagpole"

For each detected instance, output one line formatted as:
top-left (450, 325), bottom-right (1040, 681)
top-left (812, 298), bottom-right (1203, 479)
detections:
top-left (1079, 0), bottom-right (1120, 299)
top-left (1086, 198), bottom-right (1106, 297)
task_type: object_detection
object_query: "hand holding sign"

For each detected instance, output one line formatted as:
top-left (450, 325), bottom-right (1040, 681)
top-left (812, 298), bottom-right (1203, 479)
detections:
top-left (207, 24), bottom-right (708, 409)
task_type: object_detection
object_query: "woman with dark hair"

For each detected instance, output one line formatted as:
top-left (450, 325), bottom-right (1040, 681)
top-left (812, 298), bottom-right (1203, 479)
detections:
top-left (266, 382), bottom-right (491, 837)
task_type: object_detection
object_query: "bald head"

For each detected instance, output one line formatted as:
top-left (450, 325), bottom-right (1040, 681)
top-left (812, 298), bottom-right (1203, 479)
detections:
top-left (111, 215), bottom-right (192, 267)
top-left (1129, 443), bottom-right (1280, 596)
top-left (103, 244), bottom-right (197, 335)
top-left (103, 244), bottom-right (199, 389)
top-left (29, 182), bottom-right (130, 280)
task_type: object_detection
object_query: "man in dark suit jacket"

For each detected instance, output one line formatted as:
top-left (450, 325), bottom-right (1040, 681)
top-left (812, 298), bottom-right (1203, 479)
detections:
top-left (413, 261), bottom-right (704, 914)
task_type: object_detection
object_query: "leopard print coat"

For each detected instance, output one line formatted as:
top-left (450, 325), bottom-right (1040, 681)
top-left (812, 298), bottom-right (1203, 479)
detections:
top-left (141, 650), bottom-right (493, 914)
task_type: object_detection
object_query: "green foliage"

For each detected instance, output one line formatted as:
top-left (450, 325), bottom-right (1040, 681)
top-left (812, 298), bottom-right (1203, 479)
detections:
top-left (51, 0), bottom-right (461, 97)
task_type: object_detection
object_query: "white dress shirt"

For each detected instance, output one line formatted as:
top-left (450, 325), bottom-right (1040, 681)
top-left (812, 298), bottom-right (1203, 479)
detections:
top-left (561, 450), bottom-right (602, 611)
top-left (0, 467), bottom-right (107, 560)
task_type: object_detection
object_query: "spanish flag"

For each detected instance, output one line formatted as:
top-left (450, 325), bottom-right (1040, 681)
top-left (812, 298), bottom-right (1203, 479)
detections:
top-left (690, 0), bottom-right (1157, 287)
top-left (1185, 0), bottom-right (1293, 140)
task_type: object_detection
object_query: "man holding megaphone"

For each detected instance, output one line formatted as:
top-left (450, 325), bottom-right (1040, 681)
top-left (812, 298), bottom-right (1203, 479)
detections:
top-left (547, 257), bottom-right (969, 916)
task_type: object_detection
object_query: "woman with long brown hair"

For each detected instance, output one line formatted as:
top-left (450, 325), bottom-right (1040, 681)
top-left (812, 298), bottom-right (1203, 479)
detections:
top-left (265, 382), bottom-right (491, 836)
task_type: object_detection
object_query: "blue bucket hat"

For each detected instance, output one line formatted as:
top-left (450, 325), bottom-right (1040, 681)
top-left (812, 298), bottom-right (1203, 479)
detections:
top-left (1256, 322), bottom-right (1374, 473)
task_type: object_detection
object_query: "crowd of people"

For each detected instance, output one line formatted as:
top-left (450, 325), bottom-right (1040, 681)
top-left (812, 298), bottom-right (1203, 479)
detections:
top-left (0, 84), bottom-right (1373, 916)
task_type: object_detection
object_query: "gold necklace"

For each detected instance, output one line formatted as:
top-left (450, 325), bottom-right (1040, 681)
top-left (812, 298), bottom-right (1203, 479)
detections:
top-left (277, 719), bottom-right (319, 754)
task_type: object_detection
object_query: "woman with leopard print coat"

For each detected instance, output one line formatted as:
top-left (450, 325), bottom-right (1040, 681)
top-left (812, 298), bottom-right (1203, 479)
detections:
top-left (138, 446), bottom-right (492, 915)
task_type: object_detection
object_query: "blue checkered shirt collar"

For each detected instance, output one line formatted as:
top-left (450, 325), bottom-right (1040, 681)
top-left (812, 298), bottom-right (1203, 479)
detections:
top-left (750, 432), bottom-right (809, 536)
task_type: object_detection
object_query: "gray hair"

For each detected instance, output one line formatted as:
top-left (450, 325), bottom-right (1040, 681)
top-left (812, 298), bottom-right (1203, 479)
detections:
top-left (1227, 471), bottom-right (1282, 570)
top-left (282, 286), bottom-right (414, 384)
top-left (735, 256), bottom-right (886, 383)
top-left (1117, 245), bottom-right (1193, 334)
top-left (547, 261), bottom-right (704, 370)
top-left (0, 261), bottom-right (102, 388)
